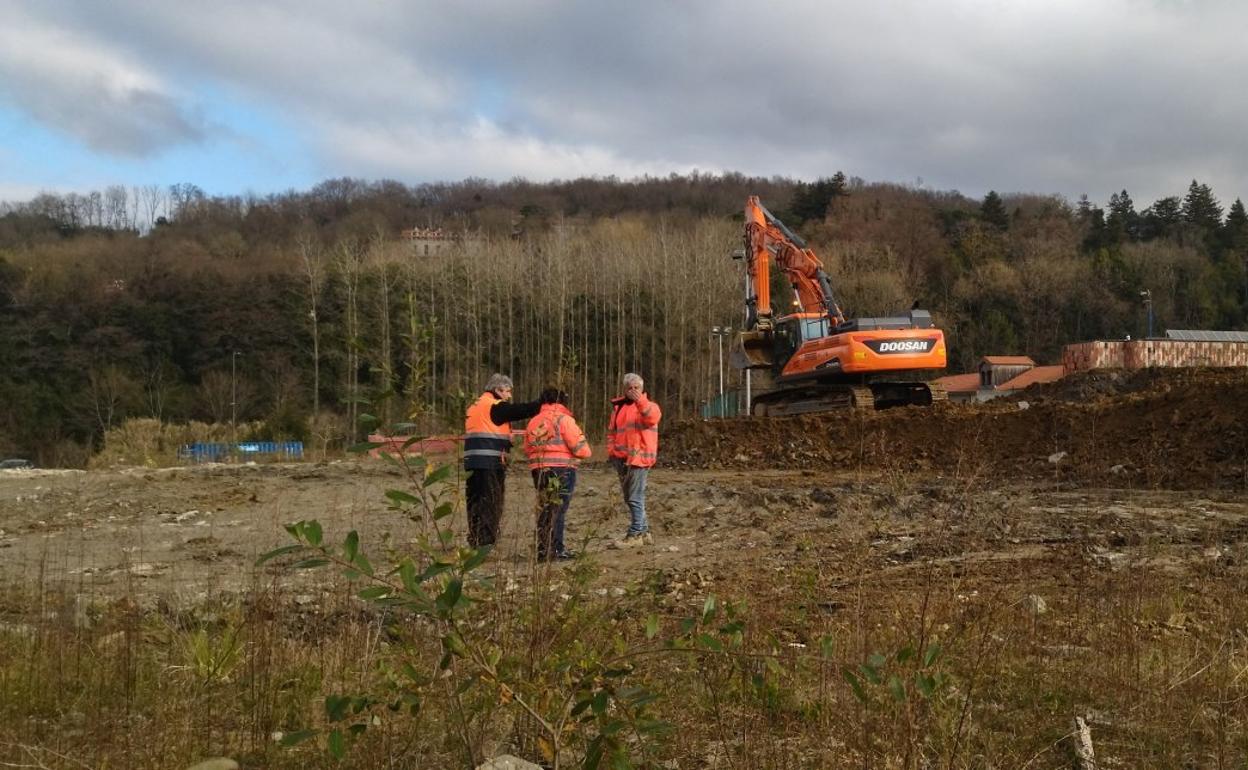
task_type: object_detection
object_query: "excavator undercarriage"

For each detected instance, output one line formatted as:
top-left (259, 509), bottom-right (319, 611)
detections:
top-left (749, 380), bottom-right (946, 417)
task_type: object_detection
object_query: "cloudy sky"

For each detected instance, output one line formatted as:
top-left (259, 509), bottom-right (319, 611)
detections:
top-left (1, 0), bottom-right (1244, 207)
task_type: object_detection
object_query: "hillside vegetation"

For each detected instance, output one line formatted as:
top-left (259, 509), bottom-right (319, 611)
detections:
top-left (1, 173), bottom-right (1246, 464)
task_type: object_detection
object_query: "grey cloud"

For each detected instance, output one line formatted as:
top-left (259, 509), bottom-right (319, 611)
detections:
top-left (391, 1), bottom-right (1248, 202)
top-left (6, 0), bottom-right (1248, 204)
top-left (0, 2), bottom-right (205, 156)
top-left (23, 82), bottom-right (204, 157)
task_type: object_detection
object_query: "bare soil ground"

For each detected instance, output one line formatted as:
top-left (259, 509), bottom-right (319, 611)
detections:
top-left (664, 367), bottom-right (1248, 488)
top-left (1, 367), bottom-right (1246, 767)
top-left (0, 368), bottom-right (1244, 610)
top-left (3, 461), bottom-right (1247, 645)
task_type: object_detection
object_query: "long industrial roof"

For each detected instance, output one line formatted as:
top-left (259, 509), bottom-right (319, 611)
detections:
top-left (1166, 329), bottom-right (1248, 342)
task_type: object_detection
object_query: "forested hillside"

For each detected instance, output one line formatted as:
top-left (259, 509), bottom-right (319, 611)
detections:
top-left (1, 173), bottom-right (1245, 466)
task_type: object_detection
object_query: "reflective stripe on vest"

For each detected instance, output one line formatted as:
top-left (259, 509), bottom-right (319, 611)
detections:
top-left (464, 393), bottom-right (511, 465)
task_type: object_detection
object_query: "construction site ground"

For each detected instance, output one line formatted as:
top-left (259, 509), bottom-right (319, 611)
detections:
top-left (2, 368), bottom-right (1244, 600)
top-left (1, 367), bottom-right (1246, 766)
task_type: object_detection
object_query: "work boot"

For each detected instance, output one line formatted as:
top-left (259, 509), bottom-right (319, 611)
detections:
top-left (610, 531), bottom-right (652, 548)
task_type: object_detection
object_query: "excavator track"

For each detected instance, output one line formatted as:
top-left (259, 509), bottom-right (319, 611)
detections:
top-left (867, 381), bottom-right (944, 409)
top-left (751, 384), bottom-right (875, 416)
top-left (751, 381), bottom-right (942, 416)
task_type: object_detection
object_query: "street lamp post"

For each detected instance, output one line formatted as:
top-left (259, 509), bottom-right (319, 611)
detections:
top-left (732, 247), bottom-right (752, 416)
top-left (1139, 289), bottom-right (1154, 338)
top-left (710, 326), bottom-right (732, 415)
top-left (230, 350), bottom-right (240, 455)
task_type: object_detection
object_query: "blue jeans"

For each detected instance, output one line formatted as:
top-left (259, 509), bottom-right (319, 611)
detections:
top-left (532, 467), bottom-right (576, 557)
top-left (611, 458), bottom-right (649, 535)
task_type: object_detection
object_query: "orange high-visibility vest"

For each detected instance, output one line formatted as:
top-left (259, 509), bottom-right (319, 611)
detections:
top-left (606, 393), bottom-right (661, 468)
top-left (524, 403), bottom-right (592, 469)
top-left (464, 392), bottom-right (511, 468)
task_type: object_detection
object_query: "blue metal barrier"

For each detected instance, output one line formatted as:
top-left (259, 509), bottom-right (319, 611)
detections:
top-left (700, 390), bottom-right (742, 418)
top-left (179, 441), bottom-right (304, 463)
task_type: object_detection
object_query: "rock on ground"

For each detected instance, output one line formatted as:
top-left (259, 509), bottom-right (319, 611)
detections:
top-left (476, 756), bottom-right (543, 770)
top-left (186, 760), bottom-right (239, 770)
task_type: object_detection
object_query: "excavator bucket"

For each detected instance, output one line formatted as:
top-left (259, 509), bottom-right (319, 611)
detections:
top-left (730, 330), bottom-right (774, 369)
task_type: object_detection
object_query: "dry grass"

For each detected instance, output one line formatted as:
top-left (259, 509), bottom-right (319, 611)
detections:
top-left (2, 465), bottom-right (1247, 769)
top-left (90, 419), bottom-right (272, 469)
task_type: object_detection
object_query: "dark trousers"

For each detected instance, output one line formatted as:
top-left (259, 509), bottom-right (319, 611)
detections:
top-left (532, 467), bottom-right (576, 558)
top-left (466, 467), bottom-right (506, 548)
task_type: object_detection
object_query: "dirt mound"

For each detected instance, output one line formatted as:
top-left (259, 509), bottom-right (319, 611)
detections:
top-left (1005, 367), bottom-right (1245, 404)
top-left (663, 368), bottom-right (1248, 489)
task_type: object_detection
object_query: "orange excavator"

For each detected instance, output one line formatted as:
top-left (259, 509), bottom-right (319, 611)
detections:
top-left (731, 195), bottom-right (947, 415)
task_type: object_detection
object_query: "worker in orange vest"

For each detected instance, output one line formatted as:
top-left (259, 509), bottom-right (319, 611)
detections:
top-left (463, 373), bottom-right (542, 549)
top-left (606, 372), bottom-right (661, 545)
top-left (523, 387), bottom-right (592, 562)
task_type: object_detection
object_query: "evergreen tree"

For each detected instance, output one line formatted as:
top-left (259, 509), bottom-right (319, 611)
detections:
top-left (1076, 194), bottom-right (1093, 223)
top-left (1106, 192), bottom-right (1125, 244)
top-left (1081, 206), bottom-right (1108, 252)
top-left (980, 190), bottom-right (1009, 231)
top-left (1105, 189), bottom-right (1138, 243)
top-left (1227, 198), bottom-right (1248, 313)
top-left (1141, 196), bottom-right (1182, 240)
top-left (790, 173), bottom-right (849, 224)
top-left (829, 171), bottom-right (847, 196)
top-left (1182, 180), bottom-right (1223, 231)
top-left (1223, 198), bottom-right (1248, 243)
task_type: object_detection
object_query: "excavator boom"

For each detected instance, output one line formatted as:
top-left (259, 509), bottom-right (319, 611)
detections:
top-left (744, 196), bottom-right (845, 328)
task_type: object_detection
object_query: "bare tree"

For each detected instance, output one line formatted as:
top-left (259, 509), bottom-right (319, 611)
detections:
top-left (140, 185), bottom-right (166, 231)
top-left (87, 190), bottom-right (103, 227)
top-left (369, 235), bottom-right (399, 425)
top-left (128, 186), bottom-right (142, 231)
top-left (262, 354), bottom-right (304, 416)
top-left (335, 237), bottom-right (366, 440)
top-left (298, 231), bottom-right (326, 414)
top-left (86, 365), bottom-right (139, 433)
top-left (103, 186), bottom-right (128, 230)
top-left (142, 358), bottom-right (181, 421)
top-left (198, 371), bottom-right (232, 425)
top-left (401, 288), bottom-right (434, 425)
top-left (197, 369), bottom-right (254, 426)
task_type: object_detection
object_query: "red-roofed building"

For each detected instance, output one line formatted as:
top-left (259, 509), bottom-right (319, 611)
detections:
top-left (932, 372), bottom-right (980, 402)
top-left (979, 356), bottom-right (1036, 388)
top-left (996, 365), bottom-right (1066, 392)
top-left (935, 356), bottom-right (1067, 402)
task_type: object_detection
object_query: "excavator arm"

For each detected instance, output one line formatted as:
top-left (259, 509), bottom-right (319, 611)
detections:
top-left (744, 195), bottom-right (846, 330)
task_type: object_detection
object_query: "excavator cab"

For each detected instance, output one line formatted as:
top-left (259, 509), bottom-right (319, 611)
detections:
top-left (771, 318), bottom-right (802, 373)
